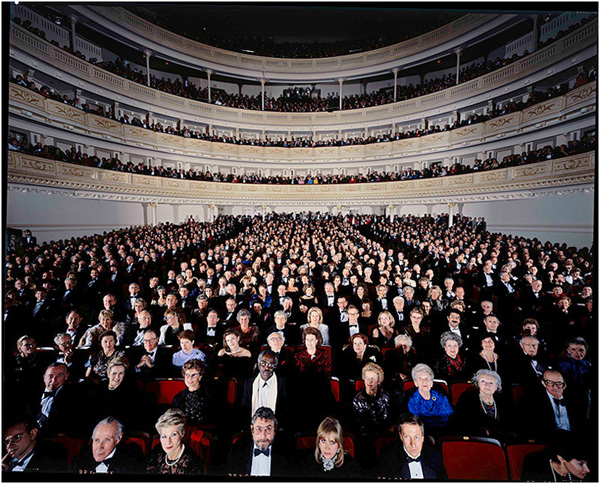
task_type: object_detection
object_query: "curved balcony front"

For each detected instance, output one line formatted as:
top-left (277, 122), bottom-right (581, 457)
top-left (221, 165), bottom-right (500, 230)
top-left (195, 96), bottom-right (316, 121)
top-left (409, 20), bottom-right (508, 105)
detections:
top-left (10, 20), bottom-right (597, 132)
top-left (8, 81), bottom-right (596, 168)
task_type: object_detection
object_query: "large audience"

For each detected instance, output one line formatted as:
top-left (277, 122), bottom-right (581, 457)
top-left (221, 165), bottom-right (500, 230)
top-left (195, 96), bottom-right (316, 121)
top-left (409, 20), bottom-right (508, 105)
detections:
top-left (3, 211), bottom-right (595, 476)
top-left (8, 136), bottom-right (596, 186)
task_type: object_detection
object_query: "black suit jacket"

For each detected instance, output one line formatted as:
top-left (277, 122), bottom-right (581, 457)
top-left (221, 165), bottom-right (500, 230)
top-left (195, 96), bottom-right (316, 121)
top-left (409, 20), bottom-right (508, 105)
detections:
top-left (378, 441), bottom-right (447, 480)
top-left (129, 346), bottom-right (173, 381)
top-left (225, 437), bottom-right (291, 477)
top-left (35, 384), bottom-right (82, 437)
top-left (240, 375), bottom-right (288, 428)
top-left (71, 443), bottom-right (144, 474)
top-left (520, 385), bottom-right (581, 439)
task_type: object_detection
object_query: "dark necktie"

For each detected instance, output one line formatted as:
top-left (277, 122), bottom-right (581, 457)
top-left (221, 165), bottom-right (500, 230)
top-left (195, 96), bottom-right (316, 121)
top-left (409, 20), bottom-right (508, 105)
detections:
top-left (254, 447), bottom-right (270, 457)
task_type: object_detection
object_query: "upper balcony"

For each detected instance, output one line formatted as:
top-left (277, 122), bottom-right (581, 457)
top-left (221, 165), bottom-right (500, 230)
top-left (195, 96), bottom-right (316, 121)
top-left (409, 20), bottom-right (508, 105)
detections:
top-left (71, 6), bottom-right (513, 82)
top-left (9, 18), bottom-right (597, 132)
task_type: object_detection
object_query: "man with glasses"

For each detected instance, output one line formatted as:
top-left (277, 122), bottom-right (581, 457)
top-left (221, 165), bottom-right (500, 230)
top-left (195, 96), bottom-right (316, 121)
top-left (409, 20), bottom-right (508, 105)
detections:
top-left (2, 416), bottom-right (64, 472)
top-left (241, 350), bottom-right (288, 429)
top-left (225, 406), bottom-right (290, 477)
top-left (522, 369), bottom-right (580, 440)
top-left (331, 304), bottom-right (366, 351)
top-left (129, 328), bottom-right (172, 381)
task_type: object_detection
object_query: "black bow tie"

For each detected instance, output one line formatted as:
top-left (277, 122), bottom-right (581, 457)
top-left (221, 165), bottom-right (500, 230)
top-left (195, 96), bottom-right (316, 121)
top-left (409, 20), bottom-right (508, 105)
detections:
top-left (553, 398), bottom-right (565, 407)
top-left (349, 324), bottom-right (358, 328)
top-left (254, 447), bottom-right (270, 457)
top-left (43, 391), bottom-right (55, 398)
top-left (407, 456), bottom-right (421, 463)
top-left (98, 457), bottom-right (113, 468)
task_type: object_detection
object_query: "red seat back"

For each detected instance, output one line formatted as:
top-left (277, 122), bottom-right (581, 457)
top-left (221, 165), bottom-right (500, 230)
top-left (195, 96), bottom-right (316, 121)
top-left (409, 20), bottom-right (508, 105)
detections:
top-left (330, 378), bottom-right (340, 402)
top-left (442, 438), bottom-right (508, 480)
top-left (451, 382), bottom-right (474, 407)
top-left (506, 444), bottom-right (547, 481)
top-left (145, 379), bottom-right (186, 405)
top-left (355, 380), bottom-right (365, 392)
top-left (226, 378), bottom-right (238, 407)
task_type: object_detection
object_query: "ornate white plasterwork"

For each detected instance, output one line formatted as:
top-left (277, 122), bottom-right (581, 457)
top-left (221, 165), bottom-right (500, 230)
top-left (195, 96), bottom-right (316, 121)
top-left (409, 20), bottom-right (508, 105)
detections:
top-left (7, 152), bottom-right (595, 207)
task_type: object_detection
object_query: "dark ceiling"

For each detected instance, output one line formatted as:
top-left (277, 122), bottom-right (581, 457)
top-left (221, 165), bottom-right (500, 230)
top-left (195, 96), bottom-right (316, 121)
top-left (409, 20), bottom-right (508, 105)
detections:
top-left (129, 3), bottom-right (464, 43)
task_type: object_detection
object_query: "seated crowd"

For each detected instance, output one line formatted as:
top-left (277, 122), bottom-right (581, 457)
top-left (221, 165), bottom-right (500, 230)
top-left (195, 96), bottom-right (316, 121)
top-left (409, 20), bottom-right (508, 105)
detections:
top-left (10, 68), bottom-right (596, 150)
top-left (8, 135), bottom-right (596, 186)
top-left (3, 212), bottom-right (594, 477)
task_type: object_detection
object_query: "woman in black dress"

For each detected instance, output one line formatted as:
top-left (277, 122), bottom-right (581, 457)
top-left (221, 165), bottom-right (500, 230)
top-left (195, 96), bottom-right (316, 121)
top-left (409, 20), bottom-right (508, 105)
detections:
top-left (433, 331), bottom-right (468, 383)
top-left (302, 417), bottom-right (361, 478)
top-left (172, 359), bottom-right (213, 427)
top-left (147, 408), bottom-right (204, 474)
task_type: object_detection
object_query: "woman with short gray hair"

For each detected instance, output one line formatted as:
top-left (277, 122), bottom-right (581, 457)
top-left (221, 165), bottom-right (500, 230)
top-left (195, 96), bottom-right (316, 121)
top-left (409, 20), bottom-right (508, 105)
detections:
top-left (433, 331), bottom-right (467, 383)
top-left (407, 364), bottom-right (453, 433)
top-left (454, 369), bottom-right (509, 438)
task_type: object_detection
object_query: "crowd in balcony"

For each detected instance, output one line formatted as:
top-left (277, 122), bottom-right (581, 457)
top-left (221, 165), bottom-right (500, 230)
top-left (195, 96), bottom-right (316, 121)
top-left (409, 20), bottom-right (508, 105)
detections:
top-left (13, 8), bottom-right (597, 115)
top-left (8, 136), bottom-right (595, 186)
top-left (10, 68), bottom-right (596, 152)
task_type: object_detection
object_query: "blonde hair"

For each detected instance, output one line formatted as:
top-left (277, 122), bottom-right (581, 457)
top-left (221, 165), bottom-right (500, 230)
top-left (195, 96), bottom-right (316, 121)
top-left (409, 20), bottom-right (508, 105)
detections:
top-left (307, 306), bottom-right (324, 325)
top-left (362, 362), bottom-right (385, 384)
top-left (314, 417), bottom-right (345, 467)
top-left (155, 408), bottom-right (186, 436)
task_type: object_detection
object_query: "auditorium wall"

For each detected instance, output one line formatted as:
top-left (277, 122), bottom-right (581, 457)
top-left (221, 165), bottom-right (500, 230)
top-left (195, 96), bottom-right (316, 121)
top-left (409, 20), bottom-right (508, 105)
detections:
top-left (7, 185), bottom-right (593, 248)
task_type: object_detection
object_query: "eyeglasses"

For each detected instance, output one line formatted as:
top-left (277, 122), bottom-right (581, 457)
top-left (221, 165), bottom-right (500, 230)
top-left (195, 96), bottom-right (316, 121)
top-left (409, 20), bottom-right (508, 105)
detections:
top-left (4, 433), bottom-right (24, 446)
top-left (348, 312), bottom-right (360, 316)
top-left (259, 361), bottom-right (275, 369)
top-left (143, 337), bottom-right (158, 343)
top-left (543, 379), bottom-right (565, 389)
top-left (253, 425), bottom-right (274, 434)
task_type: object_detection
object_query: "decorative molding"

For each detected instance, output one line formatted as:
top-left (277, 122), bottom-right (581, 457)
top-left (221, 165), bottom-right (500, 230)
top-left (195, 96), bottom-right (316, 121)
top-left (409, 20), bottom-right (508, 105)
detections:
top-left (8, 81), bottom-right (596, 164)
top-left (9, 20), bottom-right (597, 128)
top-left (7, 152), bottom-right (594, 207)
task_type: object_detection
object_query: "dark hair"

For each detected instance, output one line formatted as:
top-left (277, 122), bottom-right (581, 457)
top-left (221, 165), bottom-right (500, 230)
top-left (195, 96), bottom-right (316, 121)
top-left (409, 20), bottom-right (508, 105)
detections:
top-left (302, 326), bottom-right (323, 346)
top-left (398, 412), bottom-right (425, 435)
top-left (181, 358), bottom-right (206, 377)
top-left (251, 406), bottom-right (277, 428)
top-left (99, 330), bottom-right (117, 343)
top-left (178, 329), bottom-right (196, 341)
top-left (547, 430), bottom-right (589, 462)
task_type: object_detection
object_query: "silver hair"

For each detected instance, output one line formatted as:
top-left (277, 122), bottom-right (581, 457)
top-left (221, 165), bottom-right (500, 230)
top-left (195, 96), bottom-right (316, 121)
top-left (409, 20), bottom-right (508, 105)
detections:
top-left (237, 309), bottom-right (251, 321)
top-left (520, 334), bottom-right (539, 344)
top-left (472, 369), bottom-right (502, 392)
top-left (54, 332), bottom-right (71, 346)
top-left (411, 363), bottom-right (434, 382)
top-left (92, 416), bottom-right (124, 440)
top-left (273, 310), bottom-right (287, 320)
top-left (394, 333), bottom-right (413, 348)
top-left (440, 331), bottom-right (463, 349)
top-left (267, 332), bottom-right (285, 344)
top-left (393, 296), bottom-right (405, 304)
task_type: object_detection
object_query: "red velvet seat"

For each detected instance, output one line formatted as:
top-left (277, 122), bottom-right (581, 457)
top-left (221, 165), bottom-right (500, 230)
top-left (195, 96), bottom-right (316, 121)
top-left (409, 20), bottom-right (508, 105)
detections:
top-left (441, 436), bottom-right (509, 480)
top-left (145, 379), bottom-right (186, 405)
top-left (450, 382), bottom-right (474, 407)
top-left (330, 377), bottom-right (340, 402)
top-left (506, 443), bottom-right (547, 480)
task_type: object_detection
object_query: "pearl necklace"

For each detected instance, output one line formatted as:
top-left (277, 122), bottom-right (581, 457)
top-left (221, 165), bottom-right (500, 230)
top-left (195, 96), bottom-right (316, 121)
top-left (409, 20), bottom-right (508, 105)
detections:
top-left (165, 444), bottom-right (185, 467)
top-left (550, 459), bottom-right (572, 482)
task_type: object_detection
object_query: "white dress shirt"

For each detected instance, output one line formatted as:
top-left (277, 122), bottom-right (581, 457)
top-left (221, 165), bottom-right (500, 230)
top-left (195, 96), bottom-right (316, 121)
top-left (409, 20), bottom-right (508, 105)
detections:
top-left (250, 445), bottom-right (272, 476)
top-left (403, 447), bottom-right (424, 479)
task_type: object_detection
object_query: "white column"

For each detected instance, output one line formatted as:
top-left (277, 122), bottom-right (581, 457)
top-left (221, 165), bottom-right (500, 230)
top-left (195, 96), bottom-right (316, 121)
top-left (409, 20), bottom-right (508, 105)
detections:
top-left (206, 69), bottom-right (212, 103)
top-left (260, 78), bottom-right (266, 111)
top-left (388, 204), bottom-right (395, 222)
top-left (149, 202), bottom-right (158, 225)
top-left (68, 15), bottom-right (78, 51)
top-left (261, 205), bottom-right (267, 218)
top-left (531, 15), bottom-right (539, 50)
top-left (392, 68), bottom-right (399, 102)
top-left (447, 202), bottom-right (456, 226)
top-left (208, 204), bottom-right (216, 222)
top-left (144, 50), bottom-right (152, 87)
top-left (337, 78), bottom-right (344, 110)
top-left (454, 48), bottom-right (463, 85)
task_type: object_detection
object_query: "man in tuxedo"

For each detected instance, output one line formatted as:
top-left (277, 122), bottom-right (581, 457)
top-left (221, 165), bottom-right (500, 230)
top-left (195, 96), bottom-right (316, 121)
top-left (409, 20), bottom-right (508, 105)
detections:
top-left (61, 309), bottom-right (86, 349)
top-left (2, 416), bottom-right (65, 472)
top-left (374, 284), bottom-right (391, 314)
top-left (378, 413), bottom-right (447, 479)
top-left (264, 311), bottom-right (299, 347)
top-left (507, 335), bottom-right (547, 387)
top-left (331, 304), bottom-right (366, 351)
top-left (435, 309), bottom-right (472, 353)
top-left (35, 363), bottom-right (80, 437)
top-left (53, 333), bottom-right (87, 381)
top-left (131, 329), bottom-right (172, 381)
top-left (71, 417), bottom-right (142, 474)
top-left (391, 296), bottom-right (407, 326)
top-left (520, 369), bottom-right (582, 440)
top-left (226, 407), bottom-right (290, 477)
top-left (196, 310), bottom-right (224, 348)
top-left (241, 350), bottom-right (288, 429)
